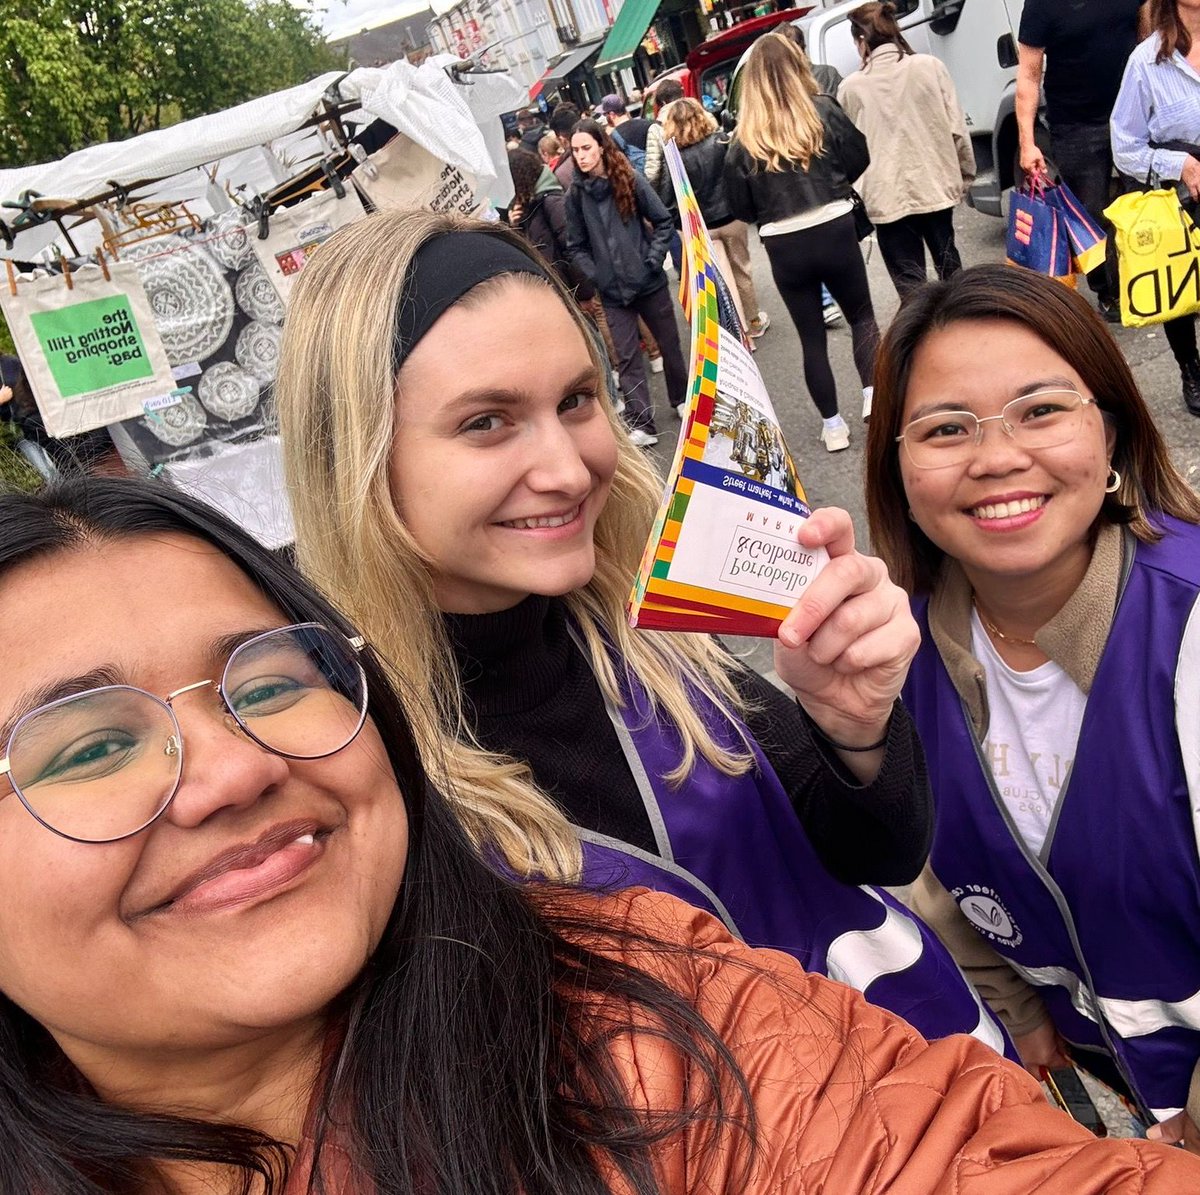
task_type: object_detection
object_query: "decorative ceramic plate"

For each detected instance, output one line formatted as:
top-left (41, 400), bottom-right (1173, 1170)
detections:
top-left (140, 393), bottom-right (208, 446)
top-left (198, 362), bottom-right (262, 421)
top-left (124, 236), bottom-right (234, 366)
top-left (235, 320), bottom-right (282, 385)
top-left (204, 210), bottom-right (255, 271)
top-left (235, 260), bottom-right (285, 325)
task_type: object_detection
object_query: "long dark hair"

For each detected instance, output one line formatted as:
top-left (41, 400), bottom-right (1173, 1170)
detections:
top-left (865, 265), bottom-right (1200, 594)
top-left (571, 118), bottom-right (638, 221)
top-left (848, 2), bottom-right (915, 56)
top-left (1150, 0), bottom-right (1192, 60)
top-left (507, 147), bottom-right (544, 211)
top-left (0, 478), bottom-right (754, 1194)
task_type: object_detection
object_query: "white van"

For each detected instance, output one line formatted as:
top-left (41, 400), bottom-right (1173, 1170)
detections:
top-left (731, 0), bottom-right (1028, 217)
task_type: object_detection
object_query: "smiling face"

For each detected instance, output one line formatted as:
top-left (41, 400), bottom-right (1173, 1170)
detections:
top-left (0, 534), bottom-right (407, 1085)
top-left (571, 132), bottom-right (603, 176)
top-left (389, 276), bottom-right (619, 615)
top-left (899, 318), bottom-right (1115, 599)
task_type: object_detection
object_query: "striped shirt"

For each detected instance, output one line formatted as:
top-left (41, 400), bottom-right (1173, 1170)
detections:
top-left (1110, 33), bottom-right (1200, 183)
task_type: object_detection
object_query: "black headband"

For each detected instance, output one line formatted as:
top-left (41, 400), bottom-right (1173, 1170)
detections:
top-left (392, 231), bottom-right (551, 374)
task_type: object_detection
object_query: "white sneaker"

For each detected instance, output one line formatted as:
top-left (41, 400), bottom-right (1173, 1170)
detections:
top-left (628, 427), bottom-right (659, 448)
top-left (821, 423), bottom-right (850, 452)
top-left (648, 355), bottom-right (664, 374)
top-left (748, 311), bottom-right (771, 338)
top-left (673, 404), bottom-right (687, 421)
top-left (862, 390), bottom-right (873, 421)
top-left (822, 300), bottom-right (844, 327)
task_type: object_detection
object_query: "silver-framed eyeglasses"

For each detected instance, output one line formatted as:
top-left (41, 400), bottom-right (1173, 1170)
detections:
top-left (0, 623), bottom-right (369, 844)
top-left (896, 389), bottom-right (1099, 470)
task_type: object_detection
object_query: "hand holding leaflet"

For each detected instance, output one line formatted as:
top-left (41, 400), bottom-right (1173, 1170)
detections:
top-left (626, 140), bottom-right (827, 636)
top-left (775, 508), bottom-right (920, 752)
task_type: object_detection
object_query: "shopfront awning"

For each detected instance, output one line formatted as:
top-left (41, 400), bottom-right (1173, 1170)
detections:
top-left (595, 0), bottom-right (660, 74)
top-left (545, 40), bottom-right (604, 84)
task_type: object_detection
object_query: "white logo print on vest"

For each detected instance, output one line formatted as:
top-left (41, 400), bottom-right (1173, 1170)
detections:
top-left (951, 884), bottom-right (1024, 947)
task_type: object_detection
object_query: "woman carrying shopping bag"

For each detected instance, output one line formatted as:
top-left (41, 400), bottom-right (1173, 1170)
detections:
top-left (724, 33), bottom-right (880, 448)
top-left (1110, 0), bottom-right (1200, 414)
top-left (838, 1), bottom-right (975, 300)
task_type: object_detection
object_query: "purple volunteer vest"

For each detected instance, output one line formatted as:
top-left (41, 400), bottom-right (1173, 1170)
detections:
top-left (906, 518), bottom-right (1200, 1118)
top-left (578, 658), bottom-right (1014, 1058)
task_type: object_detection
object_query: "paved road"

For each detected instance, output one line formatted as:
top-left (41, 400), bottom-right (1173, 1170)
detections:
top-left (640, 200), bottom-right (1200, 678)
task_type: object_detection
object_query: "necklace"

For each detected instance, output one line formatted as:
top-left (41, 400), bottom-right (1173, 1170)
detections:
top-left (973, 598), bottom-right (1038, 647)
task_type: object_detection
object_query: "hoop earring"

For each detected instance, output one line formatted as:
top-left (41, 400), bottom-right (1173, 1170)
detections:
top-left (1105, 468), bottom-right (1121, 494)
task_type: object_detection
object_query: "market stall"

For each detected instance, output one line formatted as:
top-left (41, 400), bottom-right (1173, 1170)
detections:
top-left (0, 55), bottom-right (524, 545)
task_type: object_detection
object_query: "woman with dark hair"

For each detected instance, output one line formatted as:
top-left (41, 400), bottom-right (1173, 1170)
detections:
top-left (1110, 0), bottom-right (1200, 414)
top-left (3, 475), bottom-right (1200, 1192)
top-left (724, 33), bottom-right (880, 450)
top-left (865, 263), bottom-right (1200, 1150)
top-left (506, 147), bottom-right (619, 370)
top-left (565, 118), bottom-right (688, 447)
top-left (839, 1), bottom-right (975, 299)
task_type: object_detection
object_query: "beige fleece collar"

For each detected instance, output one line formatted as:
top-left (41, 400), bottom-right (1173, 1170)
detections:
top-left (926, 522), bottom-right (1127, 737)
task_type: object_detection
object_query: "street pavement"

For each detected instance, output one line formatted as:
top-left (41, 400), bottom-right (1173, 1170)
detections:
top-left (639, 200), bottom-right (1200, 680)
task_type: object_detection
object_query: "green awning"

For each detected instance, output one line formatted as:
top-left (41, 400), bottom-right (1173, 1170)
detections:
top-left (595, 0), bottom-right (660, 73)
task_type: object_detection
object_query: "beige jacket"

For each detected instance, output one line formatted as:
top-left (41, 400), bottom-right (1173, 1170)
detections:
top-left (838, 45), bottom-right (975, 224)
top-left (909, 524), bottom-right (1200, 1127)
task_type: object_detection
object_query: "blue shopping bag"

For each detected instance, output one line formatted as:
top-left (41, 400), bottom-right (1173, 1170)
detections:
top-left (1007, 181), bottom-right (1075, 285)
top-left (1044, 180), bottom-right (1107, 274)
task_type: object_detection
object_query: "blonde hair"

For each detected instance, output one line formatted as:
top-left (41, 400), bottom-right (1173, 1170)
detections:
top-left (661, 97), bottom-right (717, 149)
top-left (736, 33), bottom-right (825, 172)
top-left (277, 210), bottom-right (752, 881)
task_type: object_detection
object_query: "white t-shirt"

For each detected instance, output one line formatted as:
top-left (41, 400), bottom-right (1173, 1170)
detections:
top-left (970, 609), bottom-right (1088, 858)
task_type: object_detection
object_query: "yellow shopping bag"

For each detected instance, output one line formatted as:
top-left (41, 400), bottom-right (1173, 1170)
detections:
top-left (1104, 188), bottom-right (1200, 327)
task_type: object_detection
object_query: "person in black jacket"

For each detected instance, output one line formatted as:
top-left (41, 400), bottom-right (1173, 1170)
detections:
top-left (657, 97), bottom-right (769, 340)
top-left (565, 118), bottom-right (688, 446)
top-left (724, 33), bottom-right (880, 451)
top-left (507, 148), bottom-right (619, 370)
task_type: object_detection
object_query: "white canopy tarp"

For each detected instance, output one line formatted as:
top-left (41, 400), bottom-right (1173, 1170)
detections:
top-left (0, 54), bottom-right (524, 244)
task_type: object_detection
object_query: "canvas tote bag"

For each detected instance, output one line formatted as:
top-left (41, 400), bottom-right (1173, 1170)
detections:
top-left (351, 132), bottom-right (479, 217)
top-left (250, 184), bottom-right (368, 303)
top-left (0, 260), bottom-right (176, 437)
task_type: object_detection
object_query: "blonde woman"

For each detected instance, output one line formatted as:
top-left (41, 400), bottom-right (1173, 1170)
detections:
top-left (276, 208), bottom-right (1014, 1055)
top-left (724, 32), bottom-right (880, 448)
top-left (657, 97), bottom-right (769, 339)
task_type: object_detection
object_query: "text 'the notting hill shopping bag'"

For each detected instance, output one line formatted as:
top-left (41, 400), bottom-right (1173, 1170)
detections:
top-left (0, 261), bottom-right (176, 437)
top-left (1104, 186), bottom-right (1200, 328)
top-left (1044, 180), bottom-right (1107, 274)
top-left (1006, 181), bottom-right (1075, 286)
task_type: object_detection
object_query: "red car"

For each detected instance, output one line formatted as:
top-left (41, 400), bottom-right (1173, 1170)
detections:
top-left (644, 7), bottom-right (812, 117)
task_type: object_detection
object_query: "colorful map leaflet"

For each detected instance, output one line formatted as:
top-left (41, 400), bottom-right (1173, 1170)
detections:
top-left (626, 140), bottom-right (827, 637)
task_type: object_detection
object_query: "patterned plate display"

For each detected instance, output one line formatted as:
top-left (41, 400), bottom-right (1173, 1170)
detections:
top-left (235, 260), bottom-right (285, 325)
top-left (235, 320), bottom-right (283, 385)
top-left (204, 209), bottom-right (255, 271)
top-left (124, 236), bottom-right (234, 366)
top-left (140, 393), bottom-right (208, 447)
top-left (197, 362), bottom-right (262, 421)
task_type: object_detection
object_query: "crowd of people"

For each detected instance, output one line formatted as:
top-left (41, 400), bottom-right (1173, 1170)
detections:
top-left (2, 1), bottom-right (1200, 1192)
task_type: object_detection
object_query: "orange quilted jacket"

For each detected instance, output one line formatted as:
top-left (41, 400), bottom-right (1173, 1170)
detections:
top-left (288, 888), bottom-right (1200, 1193)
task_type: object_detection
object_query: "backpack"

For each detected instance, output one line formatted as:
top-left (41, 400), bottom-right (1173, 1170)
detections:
top-left (610, 126), bottom-right (648, 175)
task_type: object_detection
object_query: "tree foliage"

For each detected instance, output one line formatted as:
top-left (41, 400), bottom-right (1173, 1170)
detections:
top-left (0, 0), bottom-right (342, 168)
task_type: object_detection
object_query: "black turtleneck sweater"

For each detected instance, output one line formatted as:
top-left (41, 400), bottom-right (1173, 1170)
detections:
top-left (445, 595), bottom-right (931, 886)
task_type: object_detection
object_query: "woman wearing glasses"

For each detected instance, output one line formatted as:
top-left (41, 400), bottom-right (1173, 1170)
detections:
top-left (7, 478), bottom-right (1200, 1192)
top-left (865, 263), bottom-right (1200, 1148)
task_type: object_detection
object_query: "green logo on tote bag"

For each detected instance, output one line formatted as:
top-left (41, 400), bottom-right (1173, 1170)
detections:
top-left (29, 295), bottom-right (154, 399)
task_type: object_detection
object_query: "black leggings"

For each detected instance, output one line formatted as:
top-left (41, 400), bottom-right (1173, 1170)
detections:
top-left (762, 212), bottom-right (880, 419)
